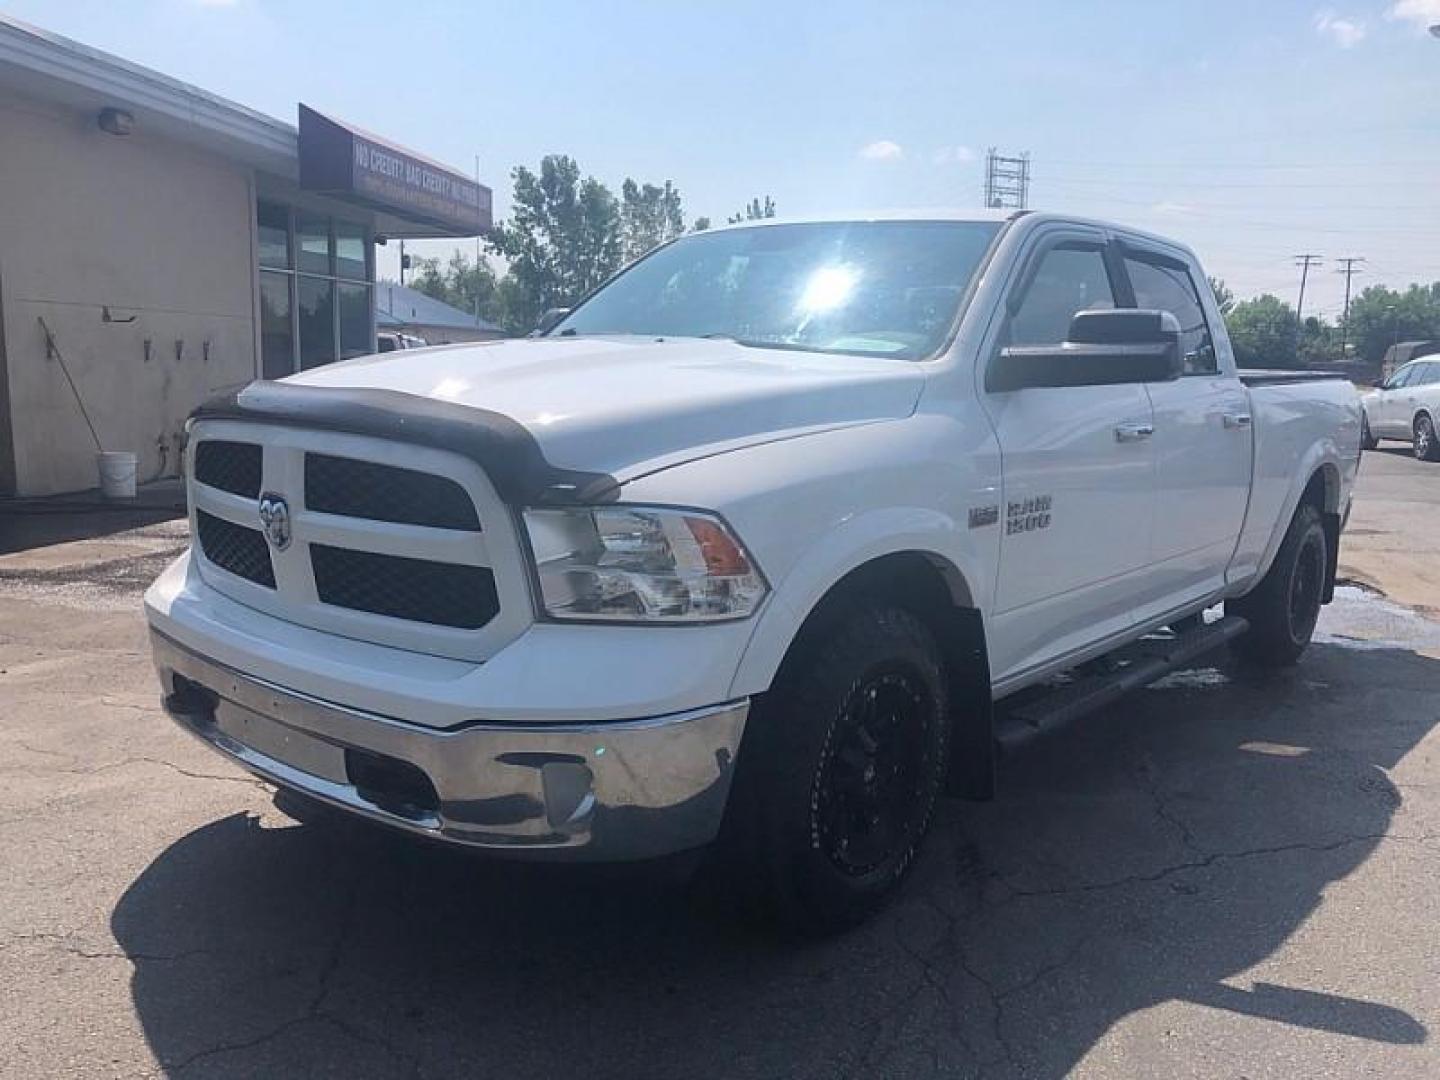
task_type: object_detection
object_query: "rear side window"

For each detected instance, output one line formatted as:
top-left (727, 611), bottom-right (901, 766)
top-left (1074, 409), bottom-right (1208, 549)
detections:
top-left (1122, 253), bottom-right (1217, 375)
top-left (1007, 245), bottom-right (1116, 347)
top-left (1388, 364), bottom-right (1417, 389)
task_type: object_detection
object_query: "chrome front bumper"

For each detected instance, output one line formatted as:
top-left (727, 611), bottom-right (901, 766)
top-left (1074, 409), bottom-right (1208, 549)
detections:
top-left (151, 631), bottom-right (749, 860)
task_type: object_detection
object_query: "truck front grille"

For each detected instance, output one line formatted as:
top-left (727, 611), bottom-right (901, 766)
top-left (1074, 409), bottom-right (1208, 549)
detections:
top-left (187, 424), bottom-right (525, 662)
top-left (310, 545), bottom-right (498, 629)
top-left (194, 440), bottom-right (262, 497)
top-left (304, 453), bottom-right (480, 531)
top-left (196, 510), bottom-right (274, 588)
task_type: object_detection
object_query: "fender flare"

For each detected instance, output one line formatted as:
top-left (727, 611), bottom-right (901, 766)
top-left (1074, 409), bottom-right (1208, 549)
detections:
top-left (728, 506), bottom-right (986, 698)
top-left (1247, 447), bottom-right (1343, 596)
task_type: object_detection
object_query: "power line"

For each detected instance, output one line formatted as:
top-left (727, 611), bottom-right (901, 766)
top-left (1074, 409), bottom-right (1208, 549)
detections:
top-left (1043, 157), bottom-right (1440, 171)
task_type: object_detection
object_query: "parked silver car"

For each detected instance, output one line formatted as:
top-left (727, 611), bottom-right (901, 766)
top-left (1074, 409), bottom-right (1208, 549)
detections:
top-left (1361, 358), bottom-right (1440, 461)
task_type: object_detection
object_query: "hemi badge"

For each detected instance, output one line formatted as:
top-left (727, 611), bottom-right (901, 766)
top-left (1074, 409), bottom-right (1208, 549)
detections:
top-left (968, 505), bottom-right (1000, 529)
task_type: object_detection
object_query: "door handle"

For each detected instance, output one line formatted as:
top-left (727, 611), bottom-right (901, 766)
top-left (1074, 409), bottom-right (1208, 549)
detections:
top-left (1223, 413), bottom-right (1252, 429)
top-left (1114, 421), bottom-right (1154, 443)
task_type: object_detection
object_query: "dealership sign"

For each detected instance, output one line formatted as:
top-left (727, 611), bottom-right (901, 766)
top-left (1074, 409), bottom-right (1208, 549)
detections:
top-left (298, 105), bottom-right (492, 236)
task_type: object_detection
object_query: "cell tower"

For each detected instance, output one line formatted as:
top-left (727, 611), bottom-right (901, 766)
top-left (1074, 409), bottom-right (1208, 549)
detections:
top-left (983, 148), bottom-right (1031, 210)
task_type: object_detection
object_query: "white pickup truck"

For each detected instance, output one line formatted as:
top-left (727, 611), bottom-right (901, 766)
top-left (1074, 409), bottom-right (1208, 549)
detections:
top-left (146, 212), bottom-right (1362, 930)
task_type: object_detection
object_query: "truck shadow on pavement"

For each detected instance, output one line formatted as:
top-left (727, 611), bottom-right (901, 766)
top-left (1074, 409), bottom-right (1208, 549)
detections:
top-left (112, 640), bottom-right (1435, 1079)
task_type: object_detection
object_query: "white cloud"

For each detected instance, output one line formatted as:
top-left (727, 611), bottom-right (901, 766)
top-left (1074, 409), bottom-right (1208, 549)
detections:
top-left (858, 140), bottom-right (903, 162)
top-left (932, 145), bottom-right (976, 165)
top-left (1387, 0), bottom-right (1440, 30)
top-left (1314, 10), bottom-right (1368, 47)
top-left (1152, 201), bottom-right (1198, 216)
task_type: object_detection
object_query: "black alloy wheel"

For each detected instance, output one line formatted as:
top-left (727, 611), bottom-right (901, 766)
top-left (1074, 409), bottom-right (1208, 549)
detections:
top-left (813, 669), bottom-right (935, 877)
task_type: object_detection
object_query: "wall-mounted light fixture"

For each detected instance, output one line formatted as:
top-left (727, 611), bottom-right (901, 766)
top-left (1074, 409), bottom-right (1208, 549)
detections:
top-left (97, 107), bottom-right (134, 136)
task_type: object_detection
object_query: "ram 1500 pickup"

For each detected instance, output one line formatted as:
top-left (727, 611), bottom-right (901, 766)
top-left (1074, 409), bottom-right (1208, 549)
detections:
top-left (146, 212), bottom-right (1362, 930)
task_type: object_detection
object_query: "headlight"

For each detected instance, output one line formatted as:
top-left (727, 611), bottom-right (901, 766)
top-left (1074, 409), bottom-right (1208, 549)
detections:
top-left (522, 506), bottom-right (768, 622)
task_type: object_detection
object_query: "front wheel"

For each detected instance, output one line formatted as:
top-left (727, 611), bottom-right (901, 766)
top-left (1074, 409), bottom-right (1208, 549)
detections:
top-left (1226, 502), bottom-right (1328, 667)
top-left (718, 603), bottom-right (950, 934)
top-left (1415, 414), bottom-right (1440, 462)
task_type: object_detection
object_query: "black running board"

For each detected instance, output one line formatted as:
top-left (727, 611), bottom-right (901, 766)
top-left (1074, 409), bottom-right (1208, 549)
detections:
top-left (994, 615), bottom-right (1248, 752)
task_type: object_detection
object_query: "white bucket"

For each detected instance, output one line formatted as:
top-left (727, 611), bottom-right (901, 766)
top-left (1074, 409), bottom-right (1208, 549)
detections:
top-left (97, 451), bottom-right (138, 499)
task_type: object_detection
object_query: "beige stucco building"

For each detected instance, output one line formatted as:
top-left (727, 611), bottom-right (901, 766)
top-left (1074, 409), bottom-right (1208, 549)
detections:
top-left (0, 16), bottom-right (491, 496)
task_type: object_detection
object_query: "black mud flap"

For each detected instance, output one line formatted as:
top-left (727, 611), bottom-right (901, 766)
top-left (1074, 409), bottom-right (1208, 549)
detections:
top-left (941, 607), bottom-right (996, 801)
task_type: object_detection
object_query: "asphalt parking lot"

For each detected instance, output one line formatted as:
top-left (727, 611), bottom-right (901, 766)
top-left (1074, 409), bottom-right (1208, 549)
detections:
top-left (1, 451), bottom-right (1438, 1079)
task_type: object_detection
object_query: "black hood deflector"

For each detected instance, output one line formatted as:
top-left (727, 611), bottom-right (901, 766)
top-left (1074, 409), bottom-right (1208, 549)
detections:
top-left (192, 381), bottom-right (620, 506)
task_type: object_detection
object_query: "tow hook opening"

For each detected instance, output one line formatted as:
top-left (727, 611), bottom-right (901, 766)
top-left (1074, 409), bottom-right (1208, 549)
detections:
top-left (165, 673), bottom-right (218, 721)
top-left (344, 748), bottom-right (440, 820)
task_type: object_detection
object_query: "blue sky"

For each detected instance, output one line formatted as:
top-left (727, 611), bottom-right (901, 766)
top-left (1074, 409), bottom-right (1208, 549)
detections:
top-left (7, 0), bottom-right (1440, 317)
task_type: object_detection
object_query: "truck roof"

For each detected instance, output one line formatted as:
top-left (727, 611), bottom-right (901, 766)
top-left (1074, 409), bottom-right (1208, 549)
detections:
top-left (706, 210), bottom-right (1202, 261)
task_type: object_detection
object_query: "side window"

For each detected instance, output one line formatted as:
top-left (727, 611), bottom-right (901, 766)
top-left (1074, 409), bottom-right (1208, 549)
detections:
top-left (1007, 244), bottom-right (1115, 347)
top-left (1419, 362), bottom-right (1440, 387)
top-left (1387, 364), bottom-right (1416, 390)
top-left (1123, 253), bottom-right (1217, 375)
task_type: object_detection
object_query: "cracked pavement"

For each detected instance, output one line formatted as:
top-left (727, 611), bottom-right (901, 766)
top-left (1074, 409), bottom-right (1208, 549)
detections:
top-left (2, 450), bottom-right (1439, 1078)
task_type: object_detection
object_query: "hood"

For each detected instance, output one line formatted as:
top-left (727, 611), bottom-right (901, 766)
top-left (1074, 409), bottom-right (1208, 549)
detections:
top-left (287, 336), bottom-right (926, 479)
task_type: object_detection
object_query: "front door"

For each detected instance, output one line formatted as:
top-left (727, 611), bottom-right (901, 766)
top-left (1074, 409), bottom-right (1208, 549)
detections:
top-left (1377, 363), bottom-right (1417, 437)
top-left (984, 232), bottom-right (1158, 684)
top-left (1120, 243), bottom-right (1252, 615)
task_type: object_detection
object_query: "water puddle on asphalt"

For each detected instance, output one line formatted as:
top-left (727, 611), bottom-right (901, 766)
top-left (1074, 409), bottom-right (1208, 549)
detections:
top-left (1145, 585), bottom-right (1440, 693)
top-left (1315, 585), bottom-right (1440, 653)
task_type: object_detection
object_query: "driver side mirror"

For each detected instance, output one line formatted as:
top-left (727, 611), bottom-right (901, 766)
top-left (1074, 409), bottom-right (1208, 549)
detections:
top-left (988, 309), bottom-right (1183, 392)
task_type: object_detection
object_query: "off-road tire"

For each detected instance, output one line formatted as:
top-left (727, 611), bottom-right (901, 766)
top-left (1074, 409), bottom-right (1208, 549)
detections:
top-left (1226, 502), bottom-right (1328, 668)
top-left (1414, 414), bottom-right (1440, 462)
top-left (718, 603), bottom-right (949, 934)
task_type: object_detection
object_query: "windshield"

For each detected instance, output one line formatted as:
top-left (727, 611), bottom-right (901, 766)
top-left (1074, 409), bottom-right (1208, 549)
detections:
top-left (550, 220), bottom-right (1002, 360)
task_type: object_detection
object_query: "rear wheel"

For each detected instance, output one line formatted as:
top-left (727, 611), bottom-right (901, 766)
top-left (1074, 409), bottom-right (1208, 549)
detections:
top-left (1415, 414), bottom-right (1440, 462)
top-left (719, 603), bottom-right (949, 934)
top-left (1227, 502), bottom-right (1327, 667)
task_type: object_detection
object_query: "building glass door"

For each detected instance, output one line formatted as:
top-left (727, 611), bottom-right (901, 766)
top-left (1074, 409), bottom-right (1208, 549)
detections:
top-left (256, 200), bottom-right (373, 377)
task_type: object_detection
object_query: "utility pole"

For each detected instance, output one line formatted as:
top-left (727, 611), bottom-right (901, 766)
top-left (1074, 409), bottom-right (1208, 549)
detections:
top-left (983, 149), bottom-right (1031, 210)
top-left (1335, 257), bottom-right (1365, 361)
top-left (1294, 254), bottom-right (1322, 325)
top-left (399, 238), bottom-right (407, 286)
top-left (1293, 254), bottom-right (1322, 361)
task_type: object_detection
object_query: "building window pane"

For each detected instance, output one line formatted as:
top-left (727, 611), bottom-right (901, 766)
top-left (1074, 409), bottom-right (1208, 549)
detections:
top-left (336, 221), bottom-right (367, 281)
top-left (296, 212), bottom-right (332, 275)
top-left (339, 283), bottom-right (372, 359)
top-left (259, 270), bottom-right (294, 378)
top-left (298, 277), bottom-right (335, 369)
top-left (258, 202), bottom-right (290, 269)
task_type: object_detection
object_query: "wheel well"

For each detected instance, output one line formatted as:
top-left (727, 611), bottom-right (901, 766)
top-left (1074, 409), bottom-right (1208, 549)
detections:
top-left (1298, 466), bottom-right (1341, 602)
top-left (1299, 464), bottom-right (1336, 514)
top-left (783, 552), bottom-right (995, 800)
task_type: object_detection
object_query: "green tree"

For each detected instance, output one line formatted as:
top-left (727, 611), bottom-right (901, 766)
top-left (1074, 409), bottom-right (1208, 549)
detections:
top-left (1208, 276), bottom-right (1235, 317)
top-left (1296, 315), bottom-right (1337, 367)
top-left (1345, 283), bottom-right (1440, 368)
top-left (407, 256), bottom-right (448, 302)
top-left (401, 252), bottom-right (503, 327)
top-left (1225, 294), bottom-right (1298, 368)
top-left (487, 155), bottom-right (623, 333)
top-left (620, 178), bottom-right (686, 261)
top-left (443, 250), bottom-right (500, 321)
top-left (727, 195), bottom-right (776, 224)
